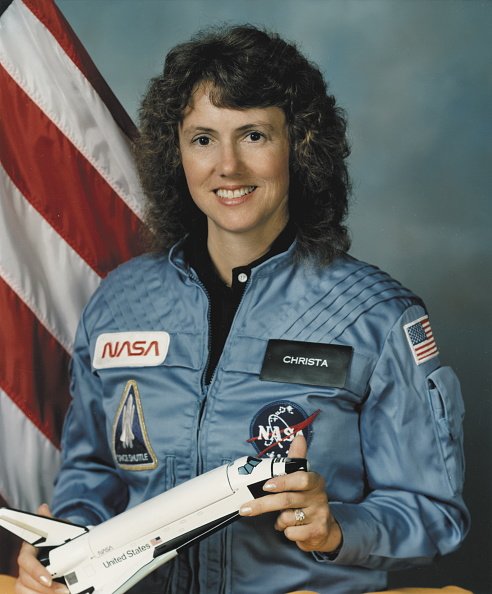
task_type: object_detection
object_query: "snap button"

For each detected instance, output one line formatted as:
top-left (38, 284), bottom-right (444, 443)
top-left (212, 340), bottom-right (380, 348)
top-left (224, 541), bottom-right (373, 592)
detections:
top-left (237, 272), bottom-right (248, 283)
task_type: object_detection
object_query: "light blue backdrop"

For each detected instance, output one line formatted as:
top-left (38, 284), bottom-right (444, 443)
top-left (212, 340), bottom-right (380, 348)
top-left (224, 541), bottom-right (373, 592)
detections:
top-left (57, 2), bottom-right (492, 592)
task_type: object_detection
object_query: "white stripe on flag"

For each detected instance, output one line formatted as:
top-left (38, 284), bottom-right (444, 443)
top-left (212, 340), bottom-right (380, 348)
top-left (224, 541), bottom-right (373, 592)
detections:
top-left (0, 0), bottom-right (145, 524)
top-left (0, 0), bottom-right (145, 219)
top-left (0, 164), bottom-right (101, 353)
top-left (0, 388), bottom-right (61, 512)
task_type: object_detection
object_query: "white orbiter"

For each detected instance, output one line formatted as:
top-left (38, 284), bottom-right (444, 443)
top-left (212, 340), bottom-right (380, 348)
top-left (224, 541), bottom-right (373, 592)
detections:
top-left (0, 455), bottom-right (307, 594)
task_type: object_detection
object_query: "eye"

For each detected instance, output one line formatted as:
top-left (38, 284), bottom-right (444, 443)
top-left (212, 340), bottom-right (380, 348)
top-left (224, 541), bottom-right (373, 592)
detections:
top-left (247, 131), bottom-right (263, 142)
top-left (193, 136), bottom-right (210, 146)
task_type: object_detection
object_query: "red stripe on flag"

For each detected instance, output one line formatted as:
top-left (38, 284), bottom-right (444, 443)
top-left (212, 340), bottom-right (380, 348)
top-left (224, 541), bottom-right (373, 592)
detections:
top-left (0, 66), bottom-right (144, 277)
top-left (21, 0), bottom-right (137, 139)
top-left (416, 345), bottom-right (438, 358)
top-left (0, 277), bottom-right (71, 448)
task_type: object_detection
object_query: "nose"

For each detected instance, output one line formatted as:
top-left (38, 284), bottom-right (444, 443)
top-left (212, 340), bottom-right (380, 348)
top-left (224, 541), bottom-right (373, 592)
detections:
top-left (217, 141), bottom-right (243, 177)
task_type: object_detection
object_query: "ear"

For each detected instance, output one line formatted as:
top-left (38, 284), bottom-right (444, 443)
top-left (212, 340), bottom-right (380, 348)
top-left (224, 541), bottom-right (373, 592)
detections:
top-left (287, 433), bottom-right (307, 458)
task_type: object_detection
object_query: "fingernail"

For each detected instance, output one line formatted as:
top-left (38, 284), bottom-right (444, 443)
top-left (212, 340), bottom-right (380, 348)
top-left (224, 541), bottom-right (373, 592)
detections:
top-left (239, 505), bottom-right (252, 515)
top-left (55, 586), bottom-right (70, 594)
top-left (263, 482), bottom-right (276, 490)
top-left (39, 575), bottom-right (52, 586)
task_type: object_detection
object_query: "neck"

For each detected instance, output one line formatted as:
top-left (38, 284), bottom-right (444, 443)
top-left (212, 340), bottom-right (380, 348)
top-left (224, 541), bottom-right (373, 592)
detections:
top-left (207, 222), bottom-right (287, 286)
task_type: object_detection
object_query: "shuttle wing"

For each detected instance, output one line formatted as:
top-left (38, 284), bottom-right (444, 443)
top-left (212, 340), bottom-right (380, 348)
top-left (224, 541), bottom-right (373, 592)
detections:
top-left (0, 508), bottom-right (87, 547)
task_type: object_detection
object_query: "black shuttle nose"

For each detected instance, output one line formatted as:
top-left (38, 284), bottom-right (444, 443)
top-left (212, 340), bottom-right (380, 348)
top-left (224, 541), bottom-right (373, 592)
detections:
top-left (284, 457), bottom-right (309, 473)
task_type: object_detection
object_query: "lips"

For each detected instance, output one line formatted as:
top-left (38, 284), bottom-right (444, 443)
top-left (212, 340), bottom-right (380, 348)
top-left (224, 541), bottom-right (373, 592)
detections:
top-left (215, 186), bottom-right (256, 199)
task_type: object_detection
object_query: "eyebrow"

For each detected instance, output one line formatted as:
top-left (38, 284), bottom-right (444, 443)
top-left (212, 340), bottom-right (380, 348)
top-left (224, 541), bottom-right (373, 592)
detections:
top-left (180, 121), bottom-right (276, 137)
top-left (236, 122), bottom-right (276, 132)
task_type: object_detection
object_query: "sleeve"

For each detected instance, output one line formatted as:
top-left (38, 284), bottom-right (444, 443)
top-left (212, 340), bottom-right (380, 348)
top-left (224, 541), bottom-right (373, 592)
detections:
top-left (50, 309), bottom-right (129, 527)
top-left (322, 303), bottom-right (470, 570)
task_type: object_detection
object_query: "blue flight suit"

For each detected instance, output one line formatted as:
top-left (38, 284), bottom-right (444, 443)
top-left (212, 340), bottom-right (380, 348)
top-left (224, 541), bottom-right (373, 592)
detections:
top-left (52, 241), bottom-right (470, 594)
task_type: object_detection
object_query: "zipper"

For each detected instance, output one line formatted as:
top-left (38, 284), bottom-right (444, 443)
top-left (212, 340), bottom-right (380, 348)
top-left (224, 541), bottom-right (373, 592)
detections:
top-left (187, 270), bottom-right (212, 476)
top-left (188, 268), bottom-right (254, 594)
top-left (220, 457), bottom-right (233, 594)
top-left (190, 269), bottom-right (253, 474)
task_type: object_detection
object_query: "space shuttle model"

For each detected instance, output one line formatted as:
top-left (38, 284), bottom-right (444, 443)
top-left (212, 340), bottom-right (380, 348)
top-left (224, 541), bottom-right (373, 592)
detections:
top-left (0, 455), bottom-right (307, 594)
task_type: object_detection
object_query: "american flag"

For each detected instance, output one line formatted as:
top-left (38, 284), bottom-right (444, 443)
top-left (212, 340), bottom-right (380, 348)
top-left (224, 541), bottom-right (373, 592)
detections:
top-left (0, 0), bottom-right (146, 569)
top-left (403, 315), bottom-right (439, 365)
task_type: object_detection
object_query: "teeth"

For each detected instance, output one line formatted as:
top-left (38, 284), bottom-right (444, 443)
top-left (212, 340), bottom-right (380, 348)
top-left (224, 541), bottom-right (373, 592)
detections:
top-left (216, 186), bottom-right (255, 199)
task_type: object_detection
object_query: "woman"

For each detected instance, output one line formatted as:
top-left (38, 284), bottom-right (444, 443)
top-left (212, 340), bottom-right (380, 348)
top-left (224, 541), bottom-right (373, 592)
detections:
top-left (17, 25), bottom-right (469, 594)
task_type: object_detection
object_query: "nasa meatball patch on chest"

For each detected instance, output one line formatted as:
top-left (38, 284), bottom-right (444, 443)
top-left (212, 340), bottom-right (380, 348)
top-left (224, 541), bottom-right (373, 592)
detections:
top-left (248, 400), bottom-right (315, 458)
top-left (260, 339), bottom-right (353, 387)
top-left (93, 331), bottom-right (170, 369)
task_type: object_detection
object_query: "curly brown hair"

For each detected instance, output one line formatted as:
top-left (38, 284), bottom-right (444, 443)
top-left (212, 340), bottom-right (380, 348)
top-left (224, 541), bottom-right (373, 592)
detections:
top-left (135, 24), bottom-right (351, 263)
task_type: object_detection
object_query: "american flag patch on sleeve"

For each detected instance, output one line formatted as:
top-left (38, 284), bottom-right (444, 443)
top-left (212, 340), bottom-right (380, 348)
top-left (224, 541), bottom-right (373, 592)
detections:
top-left (403, 315), bottom-right (439, 365)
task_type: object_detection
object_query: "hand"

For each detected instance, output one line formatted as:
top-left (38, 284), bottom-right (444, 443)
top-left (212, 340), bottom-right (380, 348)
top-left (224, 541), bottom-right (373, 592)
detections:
top-left (16, 504), bottom-right (69, 594)
top-left (239, 435), bottom-right (342, 554)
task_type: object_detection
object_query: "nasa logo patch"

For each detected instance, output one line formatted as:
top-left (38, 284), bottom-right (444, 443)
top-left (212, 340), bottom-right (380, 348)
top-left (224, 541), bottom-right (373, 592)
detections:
top-left (93, 331), bottom-right (170, 370)
top-left (112, 380), bottom-right (157, 470)
top-left (248, 401), bottom-right (317, 458)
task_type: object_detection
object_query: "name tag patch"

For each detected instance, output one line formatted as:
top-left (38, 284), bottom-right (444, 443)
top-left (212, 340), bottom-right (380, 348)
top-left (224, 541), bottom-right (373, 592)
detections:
top-left (93, 331), bottom-right (170, 369)
top-left (260, 339), bottom-right (353, 388)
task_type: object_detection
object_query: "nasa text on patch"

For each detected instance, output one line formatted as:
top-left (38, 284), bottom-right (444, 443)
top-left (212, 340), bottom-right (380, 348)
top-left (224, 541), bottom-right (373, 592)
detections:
top-left (260, 339), bottom-right (353, 388)
top-left (248, 401), bottom-right (316, 458)
top-left (93, 331), bottom-right (170, 369)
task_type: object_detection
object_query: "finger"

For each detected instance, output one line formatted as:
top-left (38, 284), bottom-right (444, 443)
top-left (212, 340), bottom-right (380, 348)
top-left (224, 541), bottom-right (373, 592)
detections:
top-left (283, 522), bottom-right (335, 552)
top-left (274, 508), bottom-right (308, 531)
top-left (17, 563), bottom-right (54, 592)
top-left (239, 490), bottom-right (306, 517)
top-left (17, 534), bottom-right (67, 593)
top-left (17, 542), bottom-right (50, 583)
top-left (14, 580), bottom-right (48, 594)
top-left (287, 433), bottom-right (307, 458)
top-left (282, 524), bottom-right (313, 544)
top-left (17, 568), bottom-right (60, 593)
top-left (16, 504), bottom-right (69, 594)
top-left (240, 472), bottom-right (324, 516)
top-left (262, 469), bottom-right (321, 494)
top-left (37, 503), bottom-right (52, 518)
top-left (289, 513), bottom-right (343, 553)
top-left (274, 508), bottom-right (293, 531)
top-left (17, 569), bottom-right (70, 594)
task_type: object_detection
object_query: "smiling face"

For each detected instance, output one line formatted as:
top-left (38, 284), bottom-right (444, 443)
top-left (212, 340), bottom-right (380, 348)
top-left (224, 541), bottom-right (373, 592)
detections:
top-left (178, 85), bottom-right (290, 248)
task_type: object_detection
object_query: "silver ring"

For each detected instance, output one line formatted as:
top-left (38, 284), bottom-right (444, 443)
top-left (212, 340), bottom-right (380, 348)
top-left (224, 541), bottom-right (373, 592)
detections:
top-left (294, 508), bottom-right (306, 524)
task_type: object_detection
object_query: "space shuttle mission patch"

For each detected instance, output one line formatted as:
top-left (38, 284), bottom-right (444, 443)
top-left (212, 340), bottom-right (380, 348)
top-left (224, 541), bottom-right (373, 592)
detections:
top-left (248, 401), bottom-right (319, 458)
top-left (112, 380), bottom-right (157, 470)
